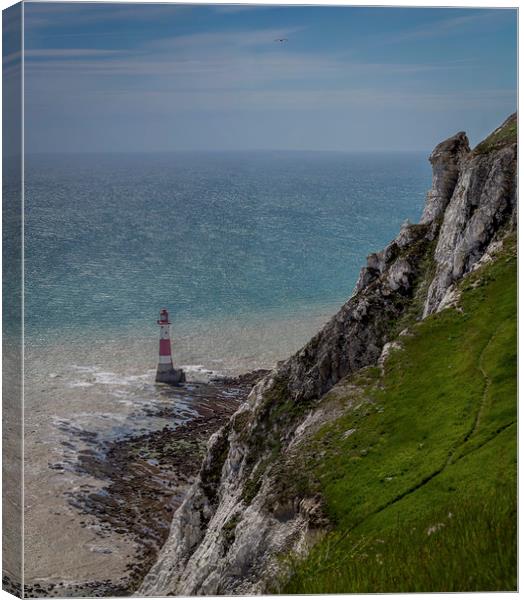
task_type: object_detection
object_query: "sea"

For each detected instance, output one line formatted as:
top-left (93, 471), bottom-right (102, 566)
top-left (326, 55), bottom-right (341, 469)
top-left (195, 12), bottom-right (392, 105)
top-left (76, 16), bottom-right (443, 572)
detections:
top-left (17, 150), bottom-right (431, 585)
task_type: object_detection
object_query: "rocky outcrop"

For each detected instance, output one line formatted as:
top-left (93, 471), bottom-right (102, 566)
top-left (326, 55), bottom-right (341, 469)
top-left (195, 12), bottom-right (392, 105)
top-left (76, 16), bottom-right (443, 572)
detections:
top-left (423, 114), bottom-right (517, 315)
top-left (279, 221), bottom-right (431, 407)
top-left (138, 114), bottom-right (517, 596)
top-left (420, 131), bottom-right (470, 225)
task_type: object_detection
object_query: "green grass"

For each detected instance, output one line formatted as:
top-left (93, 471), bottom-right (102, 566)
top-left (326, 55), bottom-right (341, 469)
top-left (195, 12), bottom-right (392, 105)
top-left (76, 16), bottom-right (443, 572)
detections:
top-left (473, 114), bottom-right (517, 155)
top-left (278, 235), bottom-right (517, 593)
top-left (281, 487), bottom-right (516, 593)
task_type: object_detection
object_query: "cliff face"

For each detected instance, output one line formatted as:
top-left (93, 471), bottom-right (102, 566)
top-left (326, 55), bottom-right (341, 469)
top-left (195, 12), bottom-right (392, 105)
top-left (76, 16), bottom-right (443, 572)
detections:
top-left (138, 114), bottom-right (517, 596)
top-left (424, 114), bottom-right (517, 315)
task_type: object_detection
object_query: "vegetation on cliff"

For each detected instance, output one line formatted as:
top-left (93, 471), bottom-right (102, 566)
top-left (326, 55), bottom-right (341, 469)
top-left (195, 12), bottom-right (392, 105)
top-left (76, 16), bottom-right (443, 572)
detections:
top-left (473, 113), bottom-right (517, 155)
top-left (139, 115), bottom-right (517, 597)
top-left (279, 234), bottom-right (516, 592)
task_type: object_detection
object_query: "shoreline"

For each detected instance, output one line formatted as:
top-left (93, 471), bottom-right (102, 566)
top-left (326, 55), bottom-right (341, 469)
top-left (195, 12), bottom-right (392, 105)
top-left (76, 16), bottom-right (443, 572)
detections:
top-left (22, 370), bottom-right (269, 598)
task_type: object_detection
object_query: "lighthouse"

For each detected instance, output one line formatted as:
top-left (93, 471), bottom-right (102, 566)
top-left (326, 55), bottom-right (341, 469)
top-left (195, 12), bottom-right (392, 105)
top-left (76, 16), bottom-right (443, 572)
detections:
top-left (155, 308), bottom-right (185, 384)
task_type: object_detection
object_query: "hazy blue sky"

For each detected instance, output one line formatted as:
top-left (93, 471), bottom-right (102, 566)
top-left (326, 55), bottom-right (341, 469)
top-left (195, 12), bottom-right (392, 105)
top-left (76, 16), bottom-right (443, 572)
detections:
top-left (22, 2), bottom-right (517, 153)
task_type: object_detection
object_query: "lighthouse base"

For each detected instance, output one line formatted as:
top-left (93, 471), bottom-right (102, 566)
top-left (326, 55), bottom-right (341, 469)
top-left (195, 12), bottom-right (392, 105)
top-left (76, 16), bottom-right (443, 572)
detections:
top-left (155, 367), bottom-right (186, 385)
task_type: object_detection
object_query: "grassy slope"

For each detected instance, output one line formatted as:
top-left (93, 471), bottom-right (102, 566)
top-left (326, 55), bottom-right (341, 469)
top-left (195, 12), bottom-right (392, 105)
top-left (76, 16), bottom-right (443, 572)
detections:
top-left (473, 113), bottom-right (517, 155)
top-left (280, 234), bottom-right (517, 593)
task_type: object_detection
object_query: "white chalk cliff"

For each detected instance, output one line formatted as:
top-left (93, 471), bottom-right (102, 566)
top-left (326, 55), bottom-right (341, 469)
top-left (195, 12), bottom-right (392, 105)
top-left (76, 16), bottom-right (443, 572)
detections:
top-left (138, 114), bottom-right (517, 596)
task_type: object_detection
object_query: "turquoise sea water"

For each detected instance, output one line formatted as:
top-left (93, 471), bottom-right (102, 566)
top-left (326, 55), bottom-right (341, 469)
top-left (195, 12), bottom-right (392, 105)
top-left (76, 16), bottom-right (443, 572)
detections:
top-left (20, 149), bottom-right (433, 436)
top-left (25, 151), bottom-right (429, 348)
top-left (21, 150), bottom-right (433, 406)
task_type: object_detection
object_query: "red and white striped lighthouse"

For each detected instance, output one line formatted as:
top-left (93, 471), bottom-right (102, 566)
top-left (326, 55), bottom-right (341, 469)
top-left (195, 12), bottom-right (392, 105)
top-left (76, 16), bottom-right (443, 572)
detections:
top-left (155, 308), bottom-right (185, 384)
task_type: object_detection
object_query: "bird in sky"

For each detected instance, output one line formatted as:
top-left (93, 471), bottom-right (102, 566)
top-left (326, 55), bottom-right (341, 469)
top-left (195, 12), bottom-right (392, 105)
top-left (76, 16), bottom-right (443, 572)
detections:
top-left (274, 38), bottom-right (288, 43)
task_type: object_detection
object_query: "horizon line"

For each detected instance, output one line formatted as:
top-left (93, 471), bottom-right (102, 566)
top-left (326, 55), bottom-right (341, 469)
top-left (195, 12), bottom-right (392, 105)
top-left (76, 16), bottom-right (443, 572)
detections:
top-left (22, 147), bottom-right (433, 156)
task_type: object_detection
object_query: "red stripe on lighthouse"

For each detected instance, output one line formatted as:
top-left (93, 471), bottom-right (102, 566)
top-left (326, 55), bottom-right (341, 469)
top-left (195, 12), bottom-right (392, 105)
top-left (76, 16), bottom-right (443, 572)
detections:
top-left (159, 339), bottom-right (172, 356)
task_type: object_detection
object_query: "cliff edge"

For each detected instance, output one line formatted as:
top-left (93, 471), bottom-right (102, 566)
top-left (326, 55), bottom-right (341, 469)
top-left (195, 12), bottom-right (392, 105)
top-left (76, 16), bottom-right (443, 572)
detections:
top-left (139, 114), bottom-right (517, 595)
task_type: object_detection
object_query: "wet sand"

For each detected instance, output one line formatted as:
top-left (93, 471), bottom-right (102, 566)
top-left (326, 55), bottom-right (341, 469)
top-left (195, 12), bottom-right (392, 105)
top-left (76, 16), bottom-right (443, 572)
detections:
top-left (20, 371), bottom-right (267, 598)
